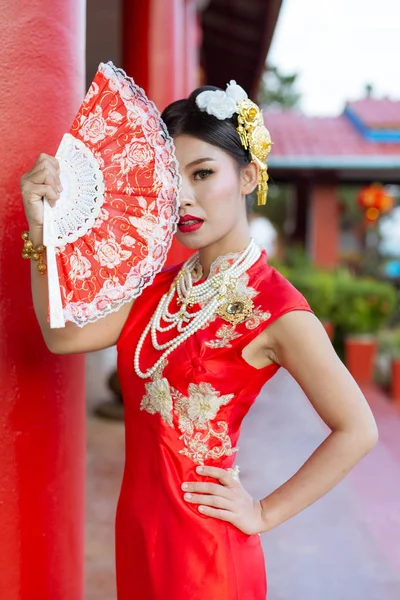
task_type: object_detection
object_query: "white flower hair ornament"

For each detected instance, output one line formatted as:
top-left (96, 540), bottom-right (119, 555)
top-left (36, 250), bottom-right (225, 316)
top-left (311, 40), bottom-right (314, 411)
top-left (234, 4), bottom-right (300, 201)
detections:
top-left (195, 80), bottom-right (272, 206)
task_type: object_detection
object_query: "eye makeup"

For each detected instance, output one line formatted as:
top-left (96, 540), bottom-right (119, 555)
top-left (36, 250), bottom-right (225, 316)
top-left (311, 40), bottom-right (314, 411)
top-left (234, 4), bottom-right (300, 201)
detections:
top-left (193, 168), bottom-right (214, 181)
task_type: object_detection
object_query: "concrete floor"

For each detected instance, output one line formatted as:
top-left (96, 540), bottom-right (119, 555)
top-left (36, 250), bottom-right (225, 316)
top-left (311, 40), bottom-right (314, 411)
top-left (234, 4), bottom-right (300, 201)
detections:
top-left (85, 350), bottom-right (400, 599)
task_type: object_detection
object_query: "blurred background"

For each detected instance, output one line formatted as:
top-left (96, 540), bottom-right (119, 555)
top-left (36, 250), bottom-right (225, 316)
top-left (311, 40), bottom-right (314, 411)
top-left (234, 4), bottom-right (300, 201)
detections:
top-left (1, 0), bottom-right (400, 599)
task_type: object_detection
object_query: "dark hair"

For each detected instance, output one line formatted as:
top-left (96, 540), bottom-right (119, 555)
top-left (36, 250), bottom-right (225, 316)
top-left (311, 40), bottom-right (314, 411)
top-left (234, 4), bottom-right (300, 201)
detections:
top-left (161, 85), bottom-right (254, 212)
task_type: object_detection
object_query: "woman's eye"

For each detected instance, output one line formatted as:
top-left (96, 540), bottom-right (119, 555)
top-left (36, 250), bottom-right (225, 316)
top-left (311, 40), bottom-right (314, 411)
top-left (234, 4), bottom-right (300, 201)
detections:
top-left (193, 169), bottom-right (213, 181)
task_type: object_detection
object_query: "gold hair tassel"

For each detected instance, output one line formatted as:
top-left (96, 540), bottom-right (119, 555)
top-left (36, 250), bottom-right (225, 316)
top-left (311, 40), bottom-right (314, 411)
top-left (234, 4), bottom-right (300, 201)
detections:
top-left (257, 168), bottom-right (269, 206)
top-left (236, 99), bottom-right (272, 208)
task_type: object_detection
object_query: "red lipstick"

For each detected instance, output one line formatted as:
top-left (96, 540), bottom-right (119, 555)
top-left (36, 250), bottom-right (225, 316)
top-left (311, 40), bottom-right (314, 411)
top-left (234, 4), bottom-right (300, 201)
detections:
top-left (178, 215), bottom-right (204, 234)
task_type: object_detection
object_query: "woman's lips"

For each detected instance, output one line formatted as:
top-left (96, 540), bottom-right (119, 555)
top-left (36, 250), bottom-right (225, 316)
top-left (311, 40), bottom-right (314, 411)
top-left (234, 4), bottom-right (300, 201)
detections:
top-left (178, 218), bottom-right (204, 233)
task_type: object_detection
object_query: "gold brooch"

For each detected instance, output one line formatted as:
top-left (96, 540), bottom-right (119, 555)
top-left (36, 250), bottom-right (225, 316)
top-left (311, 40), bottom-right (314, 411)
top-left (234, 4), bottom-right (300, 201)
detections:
top-left (217, 295), bottom-right (254, 325)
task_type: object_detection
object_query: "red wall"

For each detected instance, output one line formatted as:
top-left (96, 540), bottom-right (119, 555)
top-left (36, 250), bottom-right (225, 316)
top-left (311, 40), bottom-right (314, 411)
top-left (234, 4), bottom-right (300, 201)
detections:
top-left (309, 185), bottom-right (339, 268)
top-left (0, 1), bottom-right (86, 597)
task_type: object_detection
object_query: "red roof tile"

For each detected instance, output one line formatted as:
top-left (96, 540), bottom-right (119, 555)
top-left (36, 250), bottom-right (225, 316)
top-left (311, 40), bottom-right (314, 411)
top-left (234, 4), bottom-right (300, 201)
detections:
top-left (347, 99), bottom-right (400, 129)
top-left (263, 109), bottom-right (400, 161)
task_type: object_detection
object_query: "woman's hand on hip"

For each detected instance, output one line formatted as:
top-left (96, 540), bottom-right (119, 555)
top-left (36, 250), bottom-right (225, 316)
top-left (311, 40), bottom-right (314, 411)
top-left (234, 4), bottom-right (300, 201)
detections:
top-left (181, 465), bottom-right (266, 535)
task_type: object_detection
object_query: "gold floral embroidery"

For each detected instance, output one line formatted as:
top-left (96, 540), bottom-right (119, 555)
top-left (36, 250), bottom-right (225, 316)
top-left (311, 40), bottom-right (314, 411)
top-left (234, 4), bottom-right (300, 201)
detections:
top-left (178, 421), bottom-right (237, 465)
top-left (140, 362), bottom-right (174, 427)
top-left (245, 307), bottom-right (271, 330)
top-left (205, 324), bottom-right (242, 349)
top-left (174, 382), bottom-right (234, 428)
top-left (140, 367), bottom-right (237, 465)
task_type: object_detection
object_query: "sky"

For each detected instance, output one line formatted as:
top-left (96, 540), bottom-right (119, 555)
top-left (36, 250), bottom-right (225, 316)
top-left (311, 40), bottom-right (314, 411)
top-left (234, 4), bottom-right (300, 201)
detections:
top-left (268, 0), bottom-right (400, 116)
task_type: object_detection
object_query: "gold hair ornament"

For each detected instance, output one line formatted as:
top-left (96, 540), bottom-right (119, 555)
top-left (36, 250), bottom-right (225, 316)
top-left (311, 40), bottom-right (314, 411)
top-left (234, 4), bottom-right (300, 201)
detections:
top-left (236, 99), bottom-right (272, 206)
top-left (195, 81), bottom-right (272, 206)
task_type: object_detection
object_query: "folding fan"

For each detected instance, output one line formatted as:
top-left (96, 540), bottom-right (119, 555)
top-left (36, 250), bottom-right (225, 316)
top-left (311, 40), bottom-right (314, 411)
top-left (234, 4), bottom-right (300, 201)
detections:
top-left (43, 61), bottom-right (181, 328)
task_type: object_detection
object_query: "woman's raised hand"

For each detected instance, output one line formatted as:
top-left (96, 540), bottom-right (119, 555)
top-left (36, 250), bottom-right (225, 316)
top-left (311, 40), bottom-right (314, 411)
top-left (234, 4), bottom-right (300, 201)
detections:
top-left (20, 153), bottom-right (63, 228)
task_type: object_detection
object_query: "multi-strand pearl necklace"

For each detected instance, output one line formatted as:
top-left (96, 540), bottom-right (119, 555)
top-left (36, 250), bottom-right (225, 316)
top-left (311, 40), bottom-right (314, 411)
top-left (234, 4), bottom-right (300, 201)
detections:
top-left (134, 239), bottom-right (261, 379)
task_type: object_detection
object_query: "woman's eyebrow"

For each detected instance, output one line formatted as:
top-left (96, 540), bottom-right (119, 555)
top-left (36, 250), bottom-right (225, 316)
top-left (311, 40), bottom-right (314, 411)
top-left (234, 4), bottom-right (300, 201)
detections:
top-left (185, 157), bottom-right (216, 169)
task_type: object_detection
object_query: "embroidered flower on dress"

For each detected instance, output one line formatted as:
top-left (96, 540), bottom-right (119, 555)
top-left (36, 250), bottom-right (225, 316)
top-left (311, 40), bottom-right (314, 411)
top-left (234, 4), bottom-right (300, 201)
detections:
top-left (139, 365), bottom-right (237, 466)
top-left (178, 421), bottom-right (237, 465)
top-left (205, 324), bottom-right (242, 349)
top-left (245, 308), bottom-right (271, 329)
top-left (235, 272), bottom-right (258, 301)
top-left (141, 377), bottom-right (174, 427)
top-left (175, 383), bottom-right (234, 429)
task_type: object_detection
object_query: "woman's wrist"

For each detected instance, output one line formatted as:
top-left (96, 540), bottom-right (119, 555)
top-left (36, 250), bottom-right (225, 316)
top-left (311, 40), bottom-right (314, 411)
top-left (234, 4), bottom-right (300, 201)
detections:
top-left (259, 494), bottom-right (285, 533)
top-left (28, 224), bottom-right (44, 245)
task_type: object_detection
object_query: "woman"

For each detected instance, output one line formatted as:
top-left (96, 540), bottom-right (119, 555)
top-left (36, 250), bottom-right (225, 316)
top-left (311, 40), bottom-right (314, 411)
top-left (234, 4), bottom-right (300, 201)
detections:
top-left (20, 81), bottom-right (378, 600)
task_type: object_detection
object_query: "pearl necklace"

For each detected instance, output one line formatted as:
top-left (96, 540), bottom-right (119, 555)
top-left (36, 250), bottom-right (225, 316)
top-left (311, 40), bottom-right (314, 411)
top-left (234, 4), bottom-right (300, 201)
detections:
top-left (134, 239), bottom-right (261, 379)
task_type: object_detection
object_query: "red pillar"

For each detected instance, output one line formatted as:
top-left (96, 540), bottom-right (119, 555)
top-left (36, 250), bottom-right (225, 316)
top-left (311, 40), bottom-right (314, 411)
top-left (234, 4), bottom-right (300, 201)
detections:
top-left (0, 2), bottom-right (86, 598)
top-left (122, 0), bottom-right (151, 93)
top-left (183, 0), bottom-right (201, 95)
top-left (123, 0), bottom-right (196, 266)
top-left (308, 184), bottom-right (339, 268)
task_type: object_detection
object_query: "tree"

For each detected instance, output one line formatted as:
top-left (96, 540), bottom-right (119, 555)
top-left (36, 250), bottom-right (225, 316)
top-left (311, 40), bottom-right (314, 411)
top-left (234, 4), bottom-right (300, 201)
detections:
top-left (257, 64), bottom-right (301, 109)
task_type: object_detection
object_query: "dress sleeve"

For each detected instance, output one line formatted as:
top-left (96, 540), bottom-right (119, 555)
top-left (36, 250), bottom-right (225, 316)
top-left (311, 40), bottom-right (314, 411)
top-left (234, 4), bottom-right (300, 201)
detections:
top-left (263, 271), bottom-right (314, 328)
top-left (236, 265), bottom-right (315, 353)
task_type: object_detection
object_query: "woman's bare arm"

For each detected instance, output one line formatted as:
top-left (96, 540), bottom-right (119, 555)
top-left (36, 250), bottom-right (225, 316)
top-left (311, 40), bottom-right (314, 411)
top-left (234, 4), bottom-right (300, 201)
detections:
top-left (29, 231), bottom-right (133, 355)
top-left (21, 154), bottom-right (134, 355)
top-left (259, 311), bottom-right (378, 532)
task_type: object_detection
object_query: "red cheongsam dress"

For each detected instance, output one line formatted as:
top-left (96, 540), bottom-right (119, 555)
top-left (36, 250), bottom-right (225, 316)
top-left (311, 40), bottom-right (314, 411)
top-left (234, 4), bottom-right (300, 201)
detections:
top-left (116, 250), bottom-right (313, 600)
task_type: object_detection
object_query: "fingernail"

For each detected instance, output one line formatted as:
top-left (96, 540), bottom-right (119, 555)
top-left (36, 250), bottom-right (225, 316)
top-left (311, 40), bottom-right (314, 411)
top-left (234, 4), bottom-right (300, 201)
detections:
top-left (182, 483), bottom-right (188, 490)
top-left (184, 493), bottom-right (192, 500)
top-left (58, 185), bottom-right (63, 192)
top-left (197, 467), bottom-right (203, 473)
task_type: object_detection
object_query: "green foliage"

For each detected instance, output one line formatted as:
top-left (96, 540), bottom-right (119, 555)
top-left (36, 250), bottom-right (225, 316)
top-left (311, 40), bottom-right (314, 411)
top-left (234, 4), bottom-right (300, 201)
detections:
top-left (271, 262), bottom-right (398, 335)
top-left (332, 271), bottom-right (397, 335)
top-left (331, 274), bottom-right (397, 335)
top-left (285, 270), bottom-right (336, 320)
top-left (377, 328), bottom-right (400, 358)
top-left (257, 65), bottom-right (301, 109)
top-left (281, 245), bottom-right (311, 269)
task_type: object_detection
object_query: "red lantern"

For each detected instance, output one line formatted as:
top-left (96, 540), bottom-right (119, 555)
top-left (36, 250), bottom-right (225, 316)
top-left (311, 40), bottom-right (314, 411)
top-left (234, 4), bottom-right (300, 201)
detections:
top-left (357, 183), bottom-right (394, 225)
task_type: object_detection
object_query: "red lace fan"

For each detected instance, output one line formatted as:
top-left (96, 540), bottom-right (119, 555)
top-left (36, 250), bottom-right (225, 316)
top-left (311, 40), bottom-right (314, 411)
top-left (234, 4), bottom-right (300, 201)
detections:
top-left (43, 61), bottom-right (180, 328)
